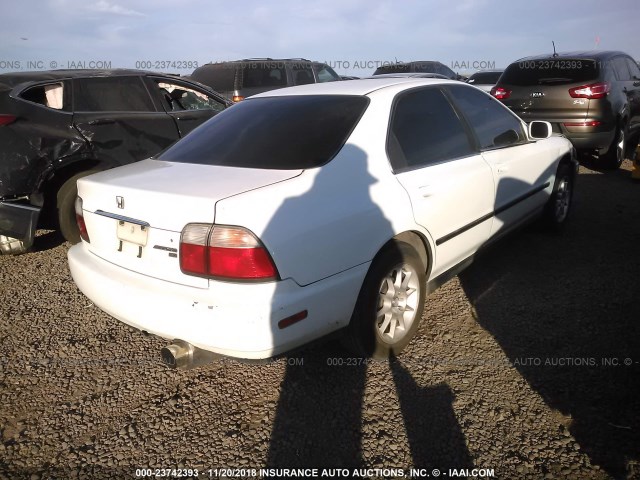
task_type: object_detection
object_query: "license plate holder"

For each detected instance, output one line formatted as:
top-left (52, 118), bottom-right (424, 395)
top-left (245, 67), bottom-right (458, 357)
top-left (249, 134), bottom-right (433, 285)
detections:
top-left (117, 220), bottom-right (149, 247)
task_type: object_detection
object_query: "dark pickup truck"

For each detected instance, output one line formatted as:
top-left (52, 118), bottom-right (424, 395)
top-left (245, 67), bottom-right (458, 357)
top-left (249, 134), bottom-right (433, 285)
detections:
top-left (0, 69), bottom-right (230, 254)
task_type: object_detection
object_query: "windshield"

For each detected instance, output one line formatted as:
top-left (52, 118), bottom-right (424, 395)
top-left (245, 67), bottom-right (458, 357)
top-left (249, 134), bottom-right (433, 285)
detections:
top-left (159, 95), bottom-right (369, 169)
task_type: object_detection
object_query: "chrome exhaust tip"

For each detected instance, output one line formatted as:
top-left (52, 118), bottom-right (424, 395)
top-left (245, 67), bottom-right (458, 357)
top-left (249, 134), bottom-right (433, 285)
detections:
top-left (161, 339), bottom-right (221, 370)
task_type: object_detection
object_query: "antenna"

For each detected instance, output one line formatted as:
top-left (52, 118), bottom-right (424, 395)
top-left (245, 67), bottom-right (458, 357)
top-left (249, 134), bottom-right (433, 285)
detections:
top-left (552, 41), bottom-right (558, 57)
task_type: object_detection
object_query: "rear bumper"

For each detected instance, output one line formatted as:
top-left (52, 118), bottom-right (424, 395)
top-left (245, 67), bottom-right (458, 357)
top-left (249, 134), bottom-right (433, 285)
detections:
top-left (0, 200), bottom-right (40, 249)
top-left (561, 128), bottom-right (615, 152)
top-left (67, 243), bottom-right (368, 359)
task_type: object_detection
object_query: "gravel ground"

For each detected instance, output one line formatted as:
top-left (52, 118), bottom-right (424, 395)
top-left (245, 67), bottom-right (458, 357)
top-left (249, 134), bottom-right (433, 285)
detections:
top-left (1, 160), bottom-right (639, 480)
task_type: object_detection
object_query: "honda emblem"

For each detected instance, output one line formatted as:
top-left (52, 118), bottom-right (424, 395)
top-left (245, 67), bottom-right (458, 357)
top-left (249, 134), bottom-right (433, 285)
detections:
top-left (116, 196), bottom-right (124, 209)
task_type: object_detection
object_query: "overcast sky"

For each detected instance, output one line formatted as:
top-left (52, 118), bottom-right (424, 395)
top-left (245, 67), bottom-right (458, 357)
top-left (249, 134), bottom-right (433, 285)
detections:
top-left (1, 0), bottom-right (638, 76)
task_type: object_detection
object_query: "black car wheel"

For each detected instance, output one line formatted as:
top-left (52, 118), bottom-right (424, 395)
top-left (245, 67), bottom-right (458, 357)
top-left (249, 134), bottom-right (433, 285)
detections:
top-left (542, 164), bottom-right (574, 231)
top-left (344, 241), bottom-right (426, 359)
top-left (601, 124), bottom-right (626, 170)
top-left (57, 170), bottom-right (101, 244)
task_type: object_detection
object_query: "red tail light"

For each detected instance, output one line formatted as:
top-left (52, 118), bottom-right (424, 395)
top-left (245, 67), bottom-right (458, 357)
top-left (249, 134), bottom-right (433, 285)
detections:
top-left (568, 82), bottom-right (610, 99)
top-left (75, 196), bottom-right (90, 243)
top-left (563, 121), bottom-right (602, 127)
top-left (0, 114), bottom-right (17, 126)
top-left (490, 86), bottom-right (511, 100)
top-left (180, 224), bottom-right (278, 281)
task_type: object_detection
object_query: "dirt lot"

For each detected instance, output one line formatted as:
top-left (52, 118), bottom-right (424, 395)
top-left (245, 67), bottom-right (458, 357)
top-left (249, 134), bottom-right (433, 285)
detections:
top-left (1, 160), bottom-right (639, 480)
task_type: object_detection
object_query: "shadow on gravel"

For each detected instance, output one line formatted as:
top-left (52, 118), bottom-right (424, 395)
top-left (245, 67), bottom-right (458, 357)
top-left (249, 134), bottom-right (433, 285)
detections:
top-left (266, 346), bottom-right (474, 471)
top-left (389, 356), bottom-right (474, 472)
top-left (265, 145), bottom-right (473, 471)
top-left (31, 229), bottom-right (66, 252)
top-left (459, 168), bottom-right (640, 479)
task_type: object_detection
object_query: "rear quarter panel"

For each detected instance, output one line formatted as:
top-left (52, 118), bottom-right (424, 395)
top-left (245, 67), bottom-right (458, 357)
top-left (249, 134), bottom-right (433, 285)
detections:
top-left (213, 95), bottom-right (427, 286)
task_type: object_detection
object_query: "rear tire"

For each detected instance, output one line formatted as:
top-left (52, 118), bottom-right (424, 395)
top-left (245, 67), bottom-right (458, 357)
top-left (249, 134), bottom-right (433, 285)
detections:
top-left (601, 125), bottom-right (626, 170)
top-left (56, 170), bottom-right (101, 244)
top-left (344, 241), bottom-right (426, 359)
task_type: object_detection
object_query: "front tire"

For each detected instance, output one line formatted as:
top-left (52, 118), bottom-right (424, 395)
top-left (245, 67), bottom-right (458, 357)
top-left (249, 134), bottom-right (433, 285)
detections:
top-left (344, 241), bottom-right (426, 359)
top-left (542, 164), bottom-right (574, 231)
top-left (56, 170), bottom-right (101, 244)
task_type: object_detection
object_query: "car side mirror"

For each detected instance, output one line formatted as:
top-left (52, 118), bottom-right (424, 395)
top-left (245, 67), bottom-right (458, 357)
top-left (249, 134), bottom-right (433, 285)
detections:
top-left (528, 121), bottom-right (552, 139)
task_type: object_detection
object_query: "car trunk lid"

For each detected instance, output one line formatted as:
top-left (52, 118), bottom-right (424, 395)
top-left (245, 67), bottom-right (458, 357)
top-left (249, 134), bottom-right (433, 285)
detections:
top-left (77, 159), bottom-right (301, 287)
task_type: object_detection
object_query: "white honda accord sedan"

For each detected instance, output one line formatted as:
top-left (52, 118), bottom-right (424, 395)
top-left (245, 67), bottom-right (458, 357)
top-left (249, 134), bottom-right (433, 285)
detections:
top-left (68, 78), bottom-right (577, 365)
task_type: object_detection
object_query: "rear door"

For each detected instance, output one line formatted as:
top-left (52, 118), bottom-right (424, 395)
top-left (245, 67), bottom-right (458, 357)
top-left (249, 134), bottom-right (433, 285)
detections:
top-left (146, 76), bottom-right (227, 137)
top-left (388, 86), bottom-right (495, 276)
top-left (447, 85), bottom-right (556, 236)
top-left (1, 79), bottom-right (84, 197)
top-left (72, 76), bottom-right (180, 167)
top-left (615, 56), bottom-right (640, 139)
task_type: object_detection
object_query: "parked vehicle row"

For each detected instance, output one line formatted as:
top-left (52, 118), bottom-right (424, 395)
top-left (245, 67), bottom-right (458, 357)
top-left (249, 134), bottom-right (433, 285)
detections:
top-left (67, 77), bottom-right (577, 364)
top-left (0, 69), bottom-right (230, 253)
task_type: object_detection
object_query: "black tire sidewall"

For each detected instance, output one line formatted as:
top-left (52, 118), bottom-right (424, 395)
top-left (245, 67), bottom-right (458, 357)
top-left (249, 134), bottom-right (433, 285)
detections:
top-left (56, 170), bottom-right (101, 244)
top-left (543, 164), bottom-right (574, 231)
top-left (347, 241), bottom-right (426, 359)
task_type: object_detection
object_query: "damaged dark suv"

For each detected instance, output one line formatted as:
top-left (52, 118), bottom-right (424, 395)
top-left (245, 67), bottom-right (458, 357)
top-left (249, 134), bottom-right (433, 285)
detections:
top-left (0, 69), bottom-right (230, 254)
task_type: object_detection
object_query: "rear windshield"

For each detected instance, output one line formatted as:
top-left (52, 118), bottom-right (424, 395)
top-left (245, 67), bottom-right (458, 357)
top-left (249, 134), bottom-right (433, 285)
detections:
top-left (467, 71), bottom-right (502, 85)
top-left (501, 59), bottom-right (599, 85)
top-left (159, 95), bottom-right (369, 169)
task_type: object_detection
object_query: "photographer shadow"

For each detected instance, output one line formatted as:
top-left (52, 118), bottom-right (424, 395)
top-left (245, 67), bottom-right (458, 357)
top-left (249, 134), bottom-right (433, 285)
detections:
top-left (264, 145), bottom-right (473, 471)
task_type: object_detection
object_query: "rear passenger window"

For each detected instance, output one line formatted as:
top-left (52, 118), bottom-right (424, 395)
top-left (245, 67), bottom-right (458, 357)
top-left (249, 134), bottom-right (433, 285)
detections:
top-left (625, 57), bottom-right (640, 79)
top-left (74, 77), bottom-right (155, 112)
top-left (20, 82), bottom-right (65, 110)
top-left (447, 85), bottom-right (525, 150)
top-left (388, 87), bottom-right (474, 172)
top-left (241, 64), bottom-right (287, 88)
top-left (612, 57), bottom-right (632, 81)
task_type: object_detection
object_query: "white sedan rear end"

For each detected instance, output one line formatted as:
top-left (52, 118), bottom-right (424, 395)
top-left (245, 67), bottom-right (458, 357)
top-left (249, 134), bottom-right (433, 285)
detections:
top-left (68, 78), bottom-right (576, 364)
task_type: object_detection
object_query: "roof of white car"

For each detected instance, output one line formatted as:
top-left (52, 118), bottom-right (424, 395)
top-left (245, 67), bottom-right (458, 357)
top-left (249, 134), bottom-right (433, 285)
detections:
top-left (251, 77), bottom-right (457, 98)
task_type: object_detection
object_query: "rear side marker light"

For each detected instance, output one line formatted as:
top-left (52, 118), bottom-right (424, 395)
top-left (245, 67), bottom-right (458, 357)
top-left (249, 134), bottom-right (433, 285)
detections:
top-left (563, 121), bottom-right (602, 127)
top-left (490, 86), bottom-right (511, 100)
top-left (75, 196), bottom-right (90, 243)
top-left (180, 224), bottom-right (279, 281)
top-left (278, 310), bottom-right (308, 329)
top-left (568, 82), bottom-right (610, 99)
top-left (0, 114), bottom-right (17, 126)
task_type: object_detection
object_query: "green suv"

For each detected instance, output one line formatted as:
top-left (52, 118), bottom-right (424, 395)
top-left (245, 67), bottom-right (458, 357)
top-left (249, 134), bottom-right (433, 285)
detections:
top-left (492, 51), bottom-right (640, 169)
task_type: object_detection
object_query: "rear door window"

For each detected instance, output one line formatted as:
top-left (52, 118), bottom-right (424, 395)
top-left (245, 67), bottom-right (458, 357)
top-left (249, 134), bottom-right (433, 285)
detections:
top-left (501, 59), bottom-right (599, 85)
top-left (387, 87), bottom-right (474, 172)
top-left (240, 63), bottom-right (287, 88)
top-left (74, 77), bottom-right (155, 112)
top-left (292, 65), bottom-right (315, 85)
top-left (626, 58), bottom-right (640, 79)
top-left (447, 85), bottom-right (525, 150)
top-left (159, 95), bottom-right (369, 169)
top-left (612, 57), bottom-right (632, 81)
